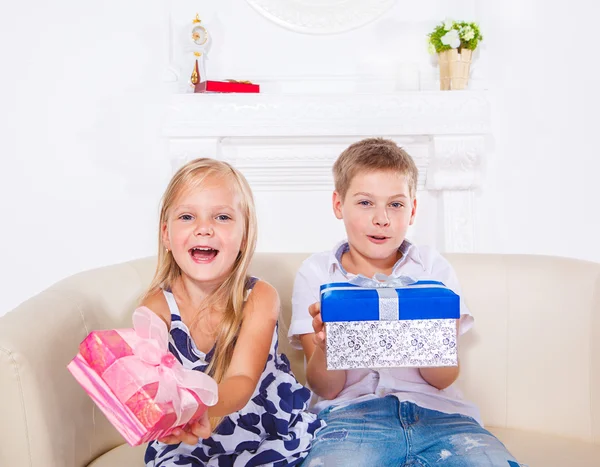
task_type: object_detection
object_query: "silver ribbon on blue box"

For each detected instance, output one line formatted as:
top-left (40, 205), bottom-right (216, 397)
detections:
top-left (320, 274), bottom-right (460, 323)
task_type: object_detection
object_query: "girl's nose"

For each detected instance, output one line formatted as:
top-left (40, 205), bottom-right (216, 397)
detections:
top-left (195, 224), bottom-right (214, 236)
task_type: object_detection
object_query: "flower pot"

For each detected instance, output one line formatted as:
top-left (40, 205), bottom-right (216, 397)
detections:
top-left (438, 48), bottom-right (472, 90)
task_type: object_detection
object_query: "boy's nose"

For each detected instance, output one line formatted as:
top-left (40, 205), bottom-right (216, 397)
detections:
top-left (373, 211), bottom-right (390, 227)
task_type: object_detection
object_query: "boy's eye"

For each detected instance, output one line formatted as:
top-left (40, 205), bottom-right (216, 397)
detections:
top-left (179, 214), bottom-right (194, 221)
top-left (358, 200), bottom-right (372, 206)
top-left (216, 214), bottom-right (231, 221)
top-left (390, 202), bottom-right (404, 208)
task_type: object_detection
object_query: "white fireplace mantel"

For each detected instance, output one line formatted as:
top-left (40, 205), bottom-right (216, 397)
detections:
top-left (165, 91), bottom-right (490, 137)
top-left (163, 90), bottom-right (491, 253)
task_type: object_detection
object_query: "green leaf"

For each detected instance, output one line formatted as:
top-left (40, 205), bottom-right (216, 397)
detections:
top-left (427, 20), bottom-right (483, 53)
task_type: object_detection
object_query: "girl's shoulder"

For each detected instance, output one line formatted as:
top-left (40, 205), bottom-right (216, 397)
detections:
top-left (244, 278), bottom-right (280, 319)
top-left (140, 290), bottom-right (171, 329)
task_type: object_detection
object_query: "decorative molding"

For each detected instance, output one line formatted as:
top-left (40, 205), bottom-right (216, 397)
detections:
top-left (169, 137), bottom-right (431, 192)
top-left (426, 136), bottom-right (486, 191)
top-left (245, 0), bottom-right (396, 35)
top-left (224, 150), bottom-right (337, 191)
top-left (442, 191), bottom-right (476, 253)
top-left (165, 91), bottom-right (491, 138)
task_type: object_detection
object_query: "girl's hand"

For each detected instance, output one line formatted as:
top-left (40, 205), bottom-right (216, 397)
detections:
top-left (157, 410), bottom-right (212, 445)
top-left (308, 302), bottom-right (326, 351)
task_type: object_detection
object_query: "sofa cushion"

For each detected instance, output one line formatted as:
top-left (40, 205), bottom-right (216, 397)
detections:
top-left (88, 443), bottom-right (145, 467)
top-left (89, 428), bottom-right (600, 467)
top-left (488, 427), bottom-right (600, 467)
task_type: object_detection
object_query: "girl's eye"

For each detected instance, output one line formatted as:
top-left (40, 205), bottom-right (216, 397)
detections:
top-left (179, 214), bottom-right (193, 221)
top-left (358, 200), bottom-right (372, 206)
top-left (390, 202), bottom-right (404, 208)
top-left (216, 214), bottom-right (231, 221)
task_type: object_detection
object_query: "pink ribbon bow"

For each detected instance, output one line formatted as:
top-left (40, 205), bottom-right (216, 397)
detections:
top-left (101, 307), bottom-right (218, 427)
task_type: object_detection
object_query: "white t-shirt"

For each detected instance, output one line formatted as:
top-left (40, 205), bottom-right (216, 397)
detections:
top-left (288, 239), bottom-right (482, 424)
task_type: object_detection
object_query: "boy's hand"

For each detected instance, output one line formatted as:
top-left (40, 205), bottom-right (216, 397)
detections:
top-left (157, 410), bottom-right (211, 445)
top-left (309, 302), bottom-right (326, 351)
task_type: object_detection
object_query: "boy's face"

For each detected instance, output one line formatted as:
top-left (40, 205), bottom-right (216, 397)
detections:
top-left (333, 170), bottom-right (416, 263)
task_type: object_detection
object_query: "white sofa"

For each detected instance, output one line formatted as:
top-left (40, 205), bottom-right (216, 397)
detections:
top-left (1, 253), bottom-right (599, 466)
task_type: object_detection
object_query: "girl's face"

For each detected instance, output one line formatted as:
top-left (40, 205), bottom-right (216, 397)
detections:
top-left (162, 175), bottom-right (245, 290)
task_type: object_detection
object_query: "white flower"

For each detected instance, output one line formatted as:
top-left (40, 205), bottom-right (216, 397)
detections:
top-left (443, 18), bottom-right (454, 31)
top-left (441, 29), bottom-right (461, 49)
top-left (427, 42), bottom-right (436, 55)
top-left (461, 26), bottom-right (475, 41)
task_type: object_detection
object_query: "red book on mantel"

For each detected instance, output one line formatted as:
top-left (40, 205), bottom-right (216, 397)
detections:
top-left (194, 80), bottom-right (260, 93)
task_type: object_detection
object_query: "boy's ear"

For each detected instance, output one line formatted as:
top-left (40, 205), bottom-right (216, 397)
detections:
top-left (409, 197), bottom-right (418, 225)
top-left (161, 222), bottom-right (171, 250)
top-left (332, 191), bottom-right (344, 220)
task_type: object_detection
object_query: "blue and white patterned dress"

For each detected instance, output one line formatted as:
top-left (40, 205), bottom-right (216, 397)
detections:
top-left (145, 278), bottom-right (324, 467)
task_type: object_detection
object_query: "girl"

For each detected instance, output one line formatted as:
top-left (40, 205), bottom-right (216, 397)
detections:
top-left (142, 158), bottom-right (323, 466)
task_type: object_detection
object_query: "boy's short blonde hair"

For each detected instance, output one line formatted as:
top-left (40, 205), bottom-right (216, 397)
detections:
top-left (332, 137), bottom-right (418, 200)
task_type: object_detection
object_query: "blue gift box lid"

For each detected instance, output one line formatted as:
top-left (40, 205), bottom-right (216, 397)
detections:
top-left (320, 280), bottom-right (460, 322)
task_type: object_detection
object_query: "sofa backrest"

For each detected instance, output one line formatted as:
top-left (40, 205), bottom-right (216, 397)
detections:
top-left (1, 253), bottom-right (598, 466)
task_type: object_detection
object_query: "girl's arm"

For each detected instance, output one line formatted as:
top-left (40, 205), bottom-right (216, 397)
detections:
top-left (207, 280), bottom-right (280, 418)
top-left (299, 302), bottom-right (346, 400)
top-left (155, 282), bottom-right (280, 446)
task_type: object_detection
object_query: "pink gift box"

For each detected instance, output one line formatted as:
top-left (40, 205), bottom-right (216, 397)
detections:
top-left (68, 307), bottom-right (218, 446)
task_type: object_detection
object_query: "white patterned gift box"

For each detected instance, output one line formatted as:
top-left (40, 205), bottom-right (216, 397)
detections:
top-left (320, 275), bottom-right (459, 370)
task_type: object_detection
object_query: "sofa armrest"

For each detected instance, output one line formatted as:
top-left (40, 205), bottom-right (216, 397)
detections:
top-left (0, 258), bottom-right (155, 467)
top-left (592, 266), bottom-right (600, 445)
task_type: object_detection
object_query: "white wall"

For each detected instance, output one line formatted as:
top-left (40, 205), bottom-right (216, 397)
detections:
top-left (474, 1), bottom-right (600, 258)
top-left (1, 0), bottom-right (599, 316)
top-left (0, 0), bottom-right (172, 315)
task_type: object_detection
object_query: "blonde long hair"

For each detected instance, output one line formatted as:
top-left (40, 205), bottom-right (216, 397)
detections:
top-left (143, 158), bottom-right (257, 387)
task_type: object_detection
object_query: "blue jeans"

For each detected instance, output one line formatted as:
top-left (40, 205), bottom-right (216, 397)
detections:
top-left (302, 396), bottom-right (520, 467)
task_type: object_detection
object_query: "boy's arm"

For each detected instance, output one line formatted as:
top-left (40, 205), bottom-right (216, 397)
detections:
top-left (291, 264), bottom-right (347, 400)
top-left (419, 365), bottom-right (460, 390)
top-left (419, 252), bottom-right (471, 390)
top-left (419, 318), bottom-right (460, 389)
top-left (299, 302), bottom-right (346, 400)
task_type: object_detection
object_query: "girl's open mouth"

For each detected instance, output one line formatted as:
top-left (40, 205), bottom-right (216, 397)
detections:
top-left (189, 247), bottom-right (219, 263)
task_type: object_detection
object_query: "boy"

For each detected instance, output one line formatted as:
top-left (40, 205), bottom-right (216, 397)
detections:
top-left (289, 138), bottom-right (519, 466)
